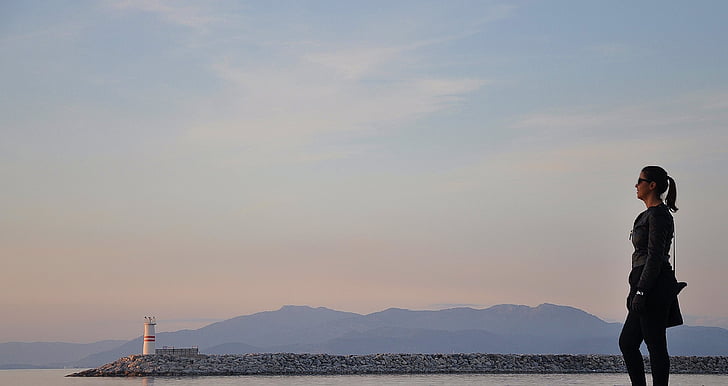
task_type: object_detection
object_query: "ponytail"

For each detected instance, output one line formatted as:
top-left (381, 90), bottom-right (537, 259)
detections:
top-left (642, 165), bottom-right (679, 212)
top-left (666, 175), bottom-right (678, 212)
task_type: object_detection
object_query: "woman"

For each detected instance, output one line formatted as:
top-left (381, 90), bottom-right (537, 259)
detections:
top-left (619, 166), bottom-right (681, 386)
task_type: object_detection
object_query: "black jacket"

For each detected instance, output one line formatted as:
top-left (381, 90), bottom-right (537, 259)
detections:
top-left (628, 203), bottom-right (685, 327)
top-left (630, 203), bottom-right (674, 292)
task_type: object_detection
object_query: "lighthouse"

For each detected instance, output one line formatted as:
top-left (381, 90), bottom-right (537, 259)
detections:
top-left (143, 316), bottom-right (156, 355)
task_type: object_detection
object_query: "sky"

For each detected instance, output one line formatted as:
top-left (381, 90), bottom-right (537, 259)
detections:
top-left (1, 0), bottom-right (727, 343)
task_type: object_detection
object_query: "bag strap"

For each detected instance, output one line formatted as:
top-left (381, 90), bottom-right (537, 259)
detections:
top-left (673, 221), bottom-right (677, 272)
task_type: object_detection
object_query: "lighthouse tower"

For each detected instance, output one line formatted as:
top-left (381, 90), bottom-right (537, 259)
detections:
top-left (143, 316), bottom-right (156, 355)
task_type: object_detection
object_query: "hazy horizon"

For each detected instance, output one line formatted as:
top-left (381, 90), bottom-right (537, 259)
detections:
top-left (2, 0), bottom-right (727, 343)
top-left (81, 304), bottom-right (728, 344)
top-left (3, 302), bottom-right (728, 345)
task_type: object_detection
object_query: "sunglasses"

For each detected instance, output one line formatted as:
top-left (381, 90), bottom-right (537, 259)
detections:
top-left (637, 178), bottom-right (653, 184)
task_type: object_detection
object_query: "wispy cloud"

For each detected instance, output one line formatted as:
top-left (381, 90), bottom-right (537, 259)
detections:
top-left (110, 0), bottom-right (221, 29)
top-left (181, 49), bottom-right (486, 163)
top-left (438, 92), bottom-right (728, 196)
top-left (510, 92), bottom-right (728, 142)
top-left (106, 0), bottom-right (498, 162)
top-left (301, 3), bottom-right (517, 81)
top-left (304, 46), bottom-right (403, 80)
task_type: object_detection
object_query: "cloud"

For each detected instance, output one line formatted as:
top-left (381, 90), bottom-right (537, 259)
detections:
top-left (180, 50), bottom-right (486, 163)
top-left (299, 2), bottom-right (517, 81)
top-left (110, 0), bottom-right (221, 29)
top-left (509, 92), bottom-right (728, 143)
top-left (510, 105), bottom-right (679, 134)
top-left (438, 91), bottom-right (728, 197)
top-left (304, 46), bottom-right (404, 80)
top-left (105, 0), bottom-right (497, 162)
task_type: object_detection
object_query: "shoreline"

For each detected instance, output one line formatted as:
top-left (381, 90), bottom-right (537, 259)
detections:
top-left (67, 353), bottom-right (728, 377)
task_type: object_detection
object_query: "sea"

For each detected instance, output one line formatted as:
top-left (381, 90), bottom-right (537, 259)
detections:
top-left (1, 370), bottom-right (727, 386)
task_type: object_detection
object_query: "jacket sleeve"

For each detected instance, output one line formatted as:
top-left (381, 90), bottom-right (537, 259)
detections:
top-left (636, 208), bottom-right (672, 291)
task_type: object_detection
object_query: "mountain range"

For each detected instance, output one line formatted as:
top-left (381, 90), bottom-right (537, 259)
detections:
top-left (2, 303), bottom-right (727, 369)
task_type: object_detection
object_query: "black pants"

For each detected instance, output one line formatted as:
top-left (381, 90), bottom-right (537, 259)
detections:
top-left (619, 309), bottom-right (670, 386)
top-left (619, 265), bottom-right (673, 386)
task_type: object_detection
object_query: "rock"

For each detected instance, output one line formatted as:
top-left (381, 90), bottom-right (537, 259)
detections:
top-left (66, 353), bottom-right (728, 377)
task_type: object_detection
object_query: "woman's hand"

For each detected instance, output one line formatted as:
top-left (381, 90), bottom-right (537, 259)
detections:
top-left (631, 291), bottom-right (646, 313)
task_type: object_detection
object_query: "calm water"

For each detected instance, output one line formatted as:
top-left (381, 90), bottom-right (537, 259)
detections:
top-left (2, 370), bottom-right (727, 386)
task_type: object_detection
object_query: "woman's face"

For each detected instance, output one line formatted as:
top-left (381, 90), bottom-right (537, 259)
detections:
top-left (635, 172), bottom-right (655, 201)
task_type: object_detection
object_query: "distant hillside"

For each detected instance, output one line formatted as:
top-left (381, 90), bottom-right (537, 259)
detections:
top-left (2, 304), bottom-right (727, 369)
top-left (0, 340), bottom-right (126, 368)
top-left (71, 305), bottom-right (361, 367)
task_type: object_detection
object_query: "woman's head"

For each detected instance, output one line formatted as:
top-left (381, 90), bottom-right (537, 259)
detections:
top-left (638, 166), bottom-right (678, 212)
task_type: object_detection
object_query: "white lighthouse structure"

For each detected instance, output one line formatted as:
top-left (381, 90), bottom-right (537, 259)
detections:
top-left (143, 316), bottom-right (156, 355)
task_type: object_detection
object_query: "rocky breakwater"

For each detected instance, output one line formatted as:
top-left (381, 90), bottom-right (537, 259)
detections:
top-left (68, 353), bottom-right (728, 376)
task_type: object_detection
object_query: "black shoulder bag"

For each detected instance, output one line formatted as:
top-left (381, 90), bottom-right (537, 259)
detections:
top-left (667, 222), bottom-right (687, 328)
